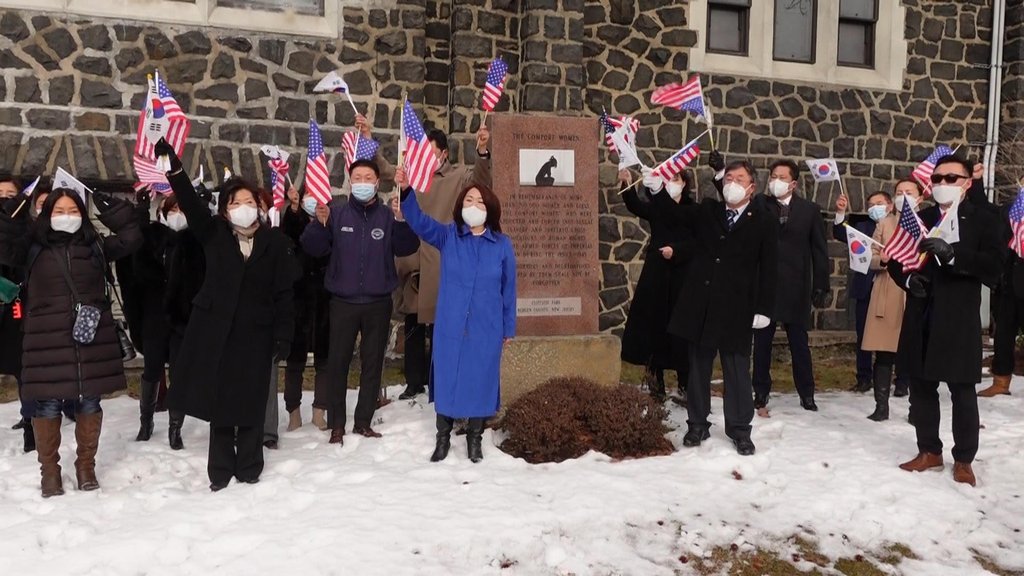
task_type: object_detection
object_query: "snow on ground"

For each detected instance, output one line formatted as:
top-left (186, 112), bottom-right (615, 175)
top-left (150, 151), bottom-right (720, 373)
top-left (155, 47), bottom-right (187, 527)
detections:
top-left (1, 378), bottom-right (1023, 576)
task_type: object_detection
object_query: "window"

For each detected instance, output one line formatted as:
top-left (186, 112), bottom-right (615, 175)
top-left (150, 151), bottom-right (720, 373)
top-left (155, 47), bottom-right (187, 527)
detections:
top-left (838, 0), bottom-right (878, 67)
top-left (707, 0), bottom-right (751, 56)
top-left (213, 0), bottom-right (324, 17)
top-left (773, 0), bottom-right (816, 63)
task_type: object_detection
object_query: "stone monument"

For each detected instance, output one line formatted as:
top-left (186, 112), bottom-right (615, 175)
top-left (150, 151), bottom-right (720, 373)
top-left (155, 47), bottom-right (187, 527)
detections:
top-left (491, 115), bottom-right (622, 408)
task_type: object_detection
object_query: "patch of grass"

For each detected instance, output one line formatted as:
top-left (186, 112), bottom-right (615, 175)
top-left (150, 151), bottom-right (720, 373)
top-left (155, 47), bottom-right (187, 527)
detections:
top-left (879, 543), bottom-right (917, 565)
top-left (689, 545), bottom-right (827, 576)
top-left (792, 536), bottom-right (830, 567)
top-left (834, 556), bottom-right (889, 576)
top-left (685, 536), bottom-right (920, 576)
top-left (972, 550), bottom-right (1024, 576)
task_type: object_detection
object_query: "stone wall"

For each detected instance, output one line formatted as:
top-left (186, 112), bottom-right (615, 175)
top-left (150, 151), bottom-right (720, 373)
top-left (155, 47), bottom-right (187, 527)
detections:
top-left (0, 0), bottom-right (1008, 335)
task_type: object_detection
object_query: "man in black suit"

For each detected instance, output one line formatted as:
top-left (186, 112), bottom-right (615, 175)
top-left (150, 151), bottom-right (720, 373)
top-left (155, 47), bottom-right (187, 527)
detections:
top-left (751, 160), bottom-right (830, 415)
top-left (889, 155), bottom-right (1001, 487)
top-left (653, 160), bottom-right (778, 456)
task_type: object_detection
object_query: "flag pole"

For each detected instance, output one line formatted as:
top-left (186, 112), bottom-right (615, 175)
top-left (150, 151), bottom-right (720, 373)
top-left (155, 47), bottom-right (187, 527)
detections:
top-left (9, 198), bottom-right (28, 219)
top-left (842, 222), bottom-right (885, 249)
top-left (617, 129), bottom-right (711, 196)
top-left (345, 91), bottom-right (359, 116)
top-left (397, 92), bottom-right (408, 169)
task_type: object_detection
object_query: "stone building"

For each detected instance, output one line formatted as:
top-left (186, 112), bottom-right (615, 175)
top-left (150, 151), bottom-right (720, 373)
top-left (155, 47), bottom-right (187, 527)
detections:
top-left (0, 0), bottom-right (1018, 333)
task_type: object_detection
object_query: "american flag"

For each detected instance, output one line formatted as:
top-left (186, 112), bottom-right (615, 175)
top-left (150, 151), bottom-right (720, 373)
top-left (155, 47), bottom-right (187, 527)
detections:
top-left (1009, 187), bottom-right (1024, 259)
top-left (341, 131), bottom-right (380, 173)
top-left (600, 112), bottom-right (639, 154)
top-left (651, 75), bottom-right (707, 120)
top-left (400, 100), bottom-right (440, 194)
top-left (911, 144), bottom-right (954, 192)
top-left (884, 193), bottom-right (929, 272)
top-left (481, 56), bottom-right (508, 112)
top-left (135, 72), bottom-right (189, 161)
top-left (652, 136), bottom-right (701, 181)
top-left (268, 158), bottom-right (290, 209)
top-left (304, 120), bottom-right (332, 205)
top-left (132, 157), bottom-right (172, 194)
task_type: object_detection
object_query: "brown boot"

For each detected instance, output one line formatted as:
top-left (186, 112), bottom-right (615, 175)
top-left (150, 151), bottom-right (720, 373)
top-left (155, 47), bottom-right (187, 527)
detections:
top-left (75, 411), bottom-right (103, 491)
top-left (32, 417), bottom-right (64, 498)
top-left (312, 408), bottom-right (328, 431)
top-left (978, 375), bottom-right (1012, 398)
top-left (953, 462), bottom-right (977, 486)
top-left (899, 452), bottom-right (944, 472)
top-left (286, 409), bottom-right (302, 432)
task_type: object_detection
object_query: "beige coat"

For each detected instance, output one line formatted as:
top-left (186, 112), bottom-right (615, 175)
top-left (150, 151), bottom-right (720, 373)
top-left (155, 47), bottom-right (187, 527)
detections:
top-left (380, 152), bottom-right (492, 323)
top-left (861, 214), bottom-right (905, 352)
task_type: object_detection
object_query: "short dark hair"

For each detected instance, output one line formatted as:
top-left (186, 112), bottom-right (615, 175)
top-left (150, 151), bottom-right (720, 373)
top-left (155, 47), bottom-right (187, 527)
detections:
top-left (453, 183), bottom-right (502, 234)
top-left (426, 129), bottom-right (448, 152)
top-left (724, 160), bottom-right (757, 183)
top-left (768, 159), bottom-right (800, 181)
top-left (217, 177), bottom-right (263, 223)
top-left (0, 175), bottom-right (21, 189)
top-left (934, 154), bottom-right (973, 176)
top-left (348, 159), bottom-right (380, 178)
top-left (867, 191), bottom-right (892, 203)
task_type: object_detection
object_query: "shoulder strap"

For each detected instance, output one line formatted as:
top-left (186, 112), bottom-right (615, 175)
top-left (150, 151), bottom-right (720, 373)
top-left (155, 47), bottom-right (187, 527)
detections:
top-left (52, 247), bottom-right (83, 307)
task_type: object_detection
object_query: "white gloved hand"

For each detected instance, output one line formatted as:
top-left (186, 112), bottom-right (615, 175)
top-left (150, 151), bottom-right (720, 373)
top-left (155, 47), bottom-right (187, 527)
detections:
top-left (642, 169), bottom-right (664, 193)
top-left (752, 314), bottom-right (771, 330)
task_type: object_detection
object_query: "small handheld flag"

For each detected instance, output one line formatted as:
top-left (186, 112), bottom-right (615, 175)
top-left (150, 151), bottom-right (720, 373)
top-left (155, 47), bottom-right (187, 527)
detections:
top-left (805, 158), bottom-right (841, 183)
top-left (481, 56), bottom-right (509, 112)
top-left (399, 100), bottom-right (441, 194)
top-left (911, 144), bottom-right (955, 193)
top-left (931, 200), bottom-right (961, 245)
top-left (305, 120), bottom-right (333, 205)
top-left (1009, 187), bottom-right (1024, 259)
top-left (844, 224), bottom-right (876, 274)
top-left (53, 167), bottom-right (90, 202)
top-left (341, 131), bottom-right (380, 173)
top-left (652, 134), bottom-right (703, 181)
top-left (20, 175), bottom-right (40, 197)
top-left (651, 76), bottom-right (709, 122)
top-left (884, 194), bottom-right (929, 273)
top-left (314, 71), bottom-right (358, 115)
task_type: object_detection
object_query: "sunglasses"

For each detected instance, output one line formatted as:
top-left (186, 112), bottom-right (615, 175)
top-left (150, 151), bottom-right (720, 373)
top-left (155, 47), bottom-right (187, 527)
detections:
top-left (930, 173), bottom-right (967, 184)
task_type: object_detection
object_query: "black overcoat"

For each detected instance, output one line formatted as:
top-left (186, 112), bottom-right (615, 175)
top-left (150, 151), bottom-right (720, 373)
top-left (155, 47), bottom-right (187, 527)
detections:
top-left (887, 201), bottom-right (1002, 383)
top-left (654, 193), bottom-right (778, 353)
top-left (758, 194), bottom-right (829, 326)
top-left (166, 170), bottom-right (297, 426)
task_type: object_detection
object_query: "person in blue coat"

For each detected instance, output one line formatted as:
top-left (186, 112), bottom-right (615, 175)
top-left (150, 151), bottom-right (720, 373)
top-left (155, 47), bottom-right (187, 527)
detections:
top-left (395, 167), bottom-right (516, 463)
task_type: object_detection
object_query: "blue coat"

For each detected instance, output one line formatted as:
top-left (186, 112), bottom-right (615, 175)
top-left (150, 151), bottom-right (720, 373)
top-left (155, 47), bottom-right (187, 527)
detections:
top-left (401, 191), bottom-right (516, 418)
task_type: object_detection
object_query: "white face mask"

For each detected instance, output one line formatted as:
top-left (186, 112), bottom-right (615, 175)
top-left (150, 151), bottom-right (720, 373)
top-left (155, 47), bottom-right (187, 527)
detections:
top-left (228, 204), bottom-right (259, 228)
top-left (722, 182), bottom-right (749, 205)
top-left (867, 205), bottom-right (889, 223)
top-left (164, 212), bottom-right (188, 232)
top-left (461, 205), bottom-right (487, 228)
top-left (302, 197), bottom-right (318, 217)
top-left (768, 179), bottom-right (792, 198)
top-left (51, 214), bottom-right (82, 234)
top-left (931, 184), bottom-right (963, 207)
top-left (894, 194), bottom-right (917, 213)
top-left (666, 182), bottom-right (684, 200)
top-left (351, 183), bottom-right (377, 203)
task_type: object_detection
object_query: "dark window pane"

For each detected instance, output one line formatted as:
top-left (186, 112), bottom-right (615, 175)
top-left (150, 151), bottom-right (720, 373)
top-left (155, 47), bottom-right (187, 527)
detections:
top-left (707, 7), bottom-right (747, 55)
top-left (840, 0), bottom-right (877, 20)
top-left (773, 0), bottom-right (816, 63)
top-left (214, 0), bottom-right (324, 16)
top-left (838, 21), bottom-right (873, 66)
top-left (710, 0), bottom-right (751, 6)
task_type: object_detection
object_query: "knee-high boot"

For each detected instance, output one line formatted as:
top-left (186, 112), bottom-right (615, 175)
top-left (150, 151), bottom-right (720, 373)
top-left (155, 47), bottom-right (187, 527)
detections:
top-left (136, 378), bottom-right (158, 441)
top-left (168, 410), bottom-right (185, 451)
top-left (430, 414), bottom-right (454, 462)
top-left (33, 417), bottom-right (64, 498)
top-left (466, 418), bottom-right (485, 463)
top-left (75, 411), bottom-right (102, 491)
top-left (867, 363), bottom-right (892, 422)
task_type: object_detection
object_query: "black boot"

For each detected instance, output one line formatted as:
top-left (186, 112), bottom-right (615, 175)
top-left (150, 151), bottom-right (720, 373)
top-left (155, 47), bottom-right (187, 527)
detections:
top-left (893, 378), bottom-right (909, 398)
top-left (168, 410), bottom-right (185, 451)
top-left (430, 414), bottom-right (454, 462)
top-left (466, 418), bottom-right (485, 463)
top-left (400, 384), bottom-right (425, 400)
top-left (136, 378), bottom-right (158, 441)
top-left (23, 422), bottom-right (35, 453)
top-left (867, 363), bottom-right (892, 422)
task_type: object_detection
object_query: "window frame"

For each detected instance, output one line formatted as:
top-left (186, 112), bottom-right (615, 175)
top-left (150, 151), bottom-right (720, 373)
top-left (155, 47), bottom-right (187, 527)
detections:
top-left (772, 0), bottom-right (818, 65)
top-left (706, 0), bottom-right (752, 57)
top-left (837, 0), bottom-right (879, 68)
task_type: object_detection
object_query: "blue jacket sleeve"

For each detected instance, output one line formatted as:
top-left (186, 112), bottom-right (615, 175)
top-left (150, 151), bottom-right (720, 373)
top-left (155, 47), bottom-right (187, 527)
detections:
top-left (300, 211), bottom-right (333, 258)
top-left (501, 236), bottom-right (517, 339)
top-left (401, 188), bottom-right (449, 250)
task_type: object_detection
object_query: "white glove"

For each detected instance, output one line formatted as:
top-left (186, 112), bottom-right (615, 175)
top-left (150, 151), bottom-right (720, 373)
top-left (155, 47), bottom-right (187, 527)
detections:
top-left (752, 314), bottom-right (771, 330)
top-left (642, 168), bottom-right (664, 193)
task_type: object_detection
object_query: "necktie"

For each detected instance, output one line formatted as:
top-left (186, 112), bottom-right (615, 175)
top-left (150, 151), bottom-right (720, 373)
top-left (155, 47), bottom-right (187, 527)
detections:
top-left (726, 209), bottom-right (738, 230)
top-left (780, 203), bottom-right (790, 225)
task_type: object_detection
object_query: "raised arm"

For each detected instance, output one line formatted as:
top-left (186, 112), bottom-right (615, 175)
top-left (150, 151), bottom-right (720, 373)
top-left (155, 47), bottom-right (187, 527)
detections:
top-left (93, 196), bottom-right (143, 261)
top-left (399, 187), bottom-right (450, 250)
top-left (299, 204), bottom-right (334, 258)
top-left (469, 125), bottom-right (492, 189)
top-left (158, 138), bottom-right (216, 243)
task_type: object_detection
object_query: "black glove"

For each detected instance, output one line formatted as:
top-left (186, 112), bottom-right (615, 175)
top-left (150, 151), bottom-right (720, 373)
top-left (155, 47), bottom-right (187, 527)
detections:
top-left (811, 289), bottom-right (828, 309)
top-left (708, 149), bottom-right (725, 172)
top-left (907, 273), bottom-right (931, 298)
top-left (92, 192), bottom-right (117, 213)
top-left (154, 137), bottom-right (183, 173)
top-left (195, 182), bottom-right (213, 206)
top-left (920, 237), bottom-right (954, 265)
top-left (275, 341), bottom-right (291, 361)
top-left (135, 187), bottom-right (151, 209)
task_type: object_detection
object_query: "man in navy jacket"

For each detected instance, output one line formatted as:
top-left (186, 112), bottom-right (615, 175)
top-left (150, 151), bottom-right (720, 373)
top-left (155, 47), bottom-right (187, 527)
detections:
top-left (301, 159), bottom-right (419, 444)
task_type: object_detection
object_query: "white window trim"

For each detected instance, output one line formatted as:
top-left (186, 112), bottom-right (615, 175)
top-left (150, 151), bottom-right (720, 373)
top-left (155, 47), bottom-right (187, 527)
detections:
top-left (0, 0), bottom-right (340, 38)
top-left (689, 0), bottom-right (908, 92)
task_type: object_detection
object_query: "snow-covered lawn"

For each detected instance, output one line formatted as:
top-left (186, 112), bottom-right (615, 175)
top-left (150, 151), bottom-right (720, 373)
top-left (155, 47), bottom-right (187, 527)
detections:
top-left (1, 379), bottom-right (1023, 575)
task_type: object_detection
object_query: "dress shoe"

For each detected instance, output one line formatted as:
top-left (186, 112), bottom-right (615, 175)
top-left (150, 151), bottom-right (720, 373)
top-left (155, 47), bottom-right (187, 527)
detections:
top-left (952, 462), bottom-right (976, 487)
top-left (399, 385), bottom-right (425, 400)
top-left (353, 426), bottom-right (382, 438)
top-left (800, 397), bottom-right (819, 411)
top-left (329, 429), bottom-right (345, 444)
top-left (12, 417), bottom-right (28, 430)
top-left (893, 379), bottom-right (910, 397)
top-left (210, 481), bottom-right (230, 492)
top-left (898, 452), bottom-right (944, 472)
top-left (236, 477), bottom-right (260, 485)
top-left (851, 380), bottom-right (872, 393)
top-left (733, 437), bottom-right (756, 456)
top-left (682, 426), bottom-right (710, 447)
top-left (263, 439), bottom-right (278, 450)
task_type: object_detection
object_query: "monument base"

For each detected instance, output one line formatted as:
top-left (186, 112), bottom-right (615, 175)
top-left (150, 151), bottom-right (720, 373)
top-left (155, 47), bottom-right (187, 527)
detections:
top-left (499, 335), bottom-right (622, 411)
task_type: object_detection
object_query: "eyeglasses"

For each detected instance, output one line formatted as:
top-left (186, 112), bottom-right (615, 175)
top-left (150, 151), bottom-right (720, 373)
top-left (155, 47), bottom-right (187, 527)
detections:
top-left (930, 173), bottom-right (968, 184)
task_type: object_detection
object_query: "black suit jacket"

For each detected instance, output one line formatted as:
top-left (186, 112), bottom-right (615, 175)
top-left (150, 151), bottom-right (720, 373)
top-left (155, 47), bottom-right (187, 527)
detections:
top-left (757, 193), bottom-right (829, 326)
top-left (887, 200), bottom-right (1002, 383)
top-left (832, 216), bottom-right (876, 301)
top-left (654, 193), bottom-right (778, 353)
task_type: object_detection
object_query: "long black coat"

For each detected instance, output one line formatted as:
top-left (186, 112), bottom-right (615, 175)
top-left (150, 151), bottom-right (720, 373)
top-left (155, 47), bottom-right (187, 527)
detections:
top-left (0, 202), bottom-right (142, 401)
top-left (120, 215), bottom-right (177, 360)
top-left (281, 205), bottom-right (329, 357)
top-left (758, 194), bottom-right (829, 326)
top-left (166, 171), bottom-right (297, 426)
top-left (888, 201), bottom-right (1002, 383)
top-left (620, 186), bottom-right (694, 368)
top-left (654, 194), bottom-right (778, 353)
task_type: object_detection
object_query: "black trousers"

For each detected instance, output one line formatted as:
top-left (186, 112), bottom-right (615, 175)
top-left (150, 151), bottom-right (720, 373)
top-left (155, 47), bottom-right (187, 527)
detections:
top-left (403, 313), bottom-right (431, 390)
top-left (208, 425), bottom-right (264, 484)
top-left (992, 290), bottom-right (1024, 377)
top-left (752, 322), bottom-right (816, 399)
top-left (687, 343), bottom-right (754, 440)
top-left (326, 298), bottom-right (393, 431)
top-left (910, 380), bottom-right (979, 463)
top-left (284, 287), bottom-right (331, 413)
top-left (668, 336), bottom-right (691, 394)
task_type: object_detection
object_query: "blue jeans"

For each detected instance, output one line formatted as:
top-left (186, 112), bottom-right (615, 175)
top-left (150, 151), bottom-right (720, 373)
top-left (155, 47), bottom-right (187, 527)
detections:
top-left (16, 378), bottom-right (35, 420)
top-left (36, 396), bottom-right (101, 418)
